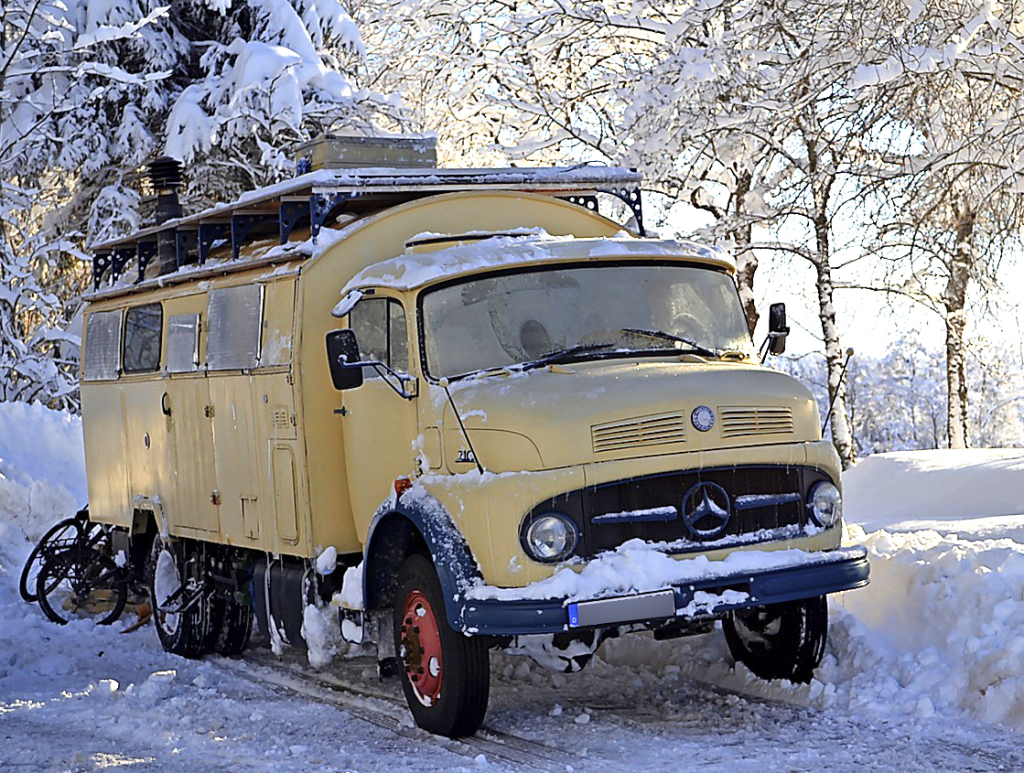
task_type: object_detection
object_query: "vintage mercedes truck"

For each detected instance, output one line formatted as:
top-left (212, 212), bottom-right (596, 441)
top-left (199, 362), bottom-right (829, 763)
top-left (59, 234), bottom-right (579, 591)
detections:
top-left (78, 136), bottom-right (869, 737)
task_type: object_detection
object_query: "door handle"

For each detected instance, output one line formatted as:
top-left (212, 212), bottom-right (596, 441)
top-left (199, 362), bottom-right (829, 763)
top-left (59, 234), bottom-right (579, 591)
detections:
top-left (161, 392), bottom-right (172, 417)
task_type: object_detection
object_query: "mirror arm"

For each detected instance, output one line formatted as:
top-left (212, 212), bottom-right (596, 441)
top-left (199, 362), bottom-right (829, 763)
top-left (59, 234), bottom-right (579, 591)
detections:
top-left (759, 330), bottom-right (789, 364)
top-left (360, 360), bottom-right (418, 399)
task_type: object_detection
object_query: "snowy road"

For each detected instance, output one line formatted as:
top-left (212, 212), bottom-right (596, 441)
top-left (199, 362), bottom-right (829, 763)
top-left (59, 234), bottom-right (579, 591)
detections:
top-left (3, 608), bottom-right (1024, 773)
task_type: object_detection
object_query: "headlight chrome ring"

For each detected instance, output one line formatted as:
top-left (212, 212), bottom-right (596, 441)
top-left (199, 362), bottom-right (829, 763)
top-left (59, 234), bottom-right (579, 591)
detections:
top-left (521, 512), bottom-right (580, 563)
top-left (807, 481), bottom-right (842, 528)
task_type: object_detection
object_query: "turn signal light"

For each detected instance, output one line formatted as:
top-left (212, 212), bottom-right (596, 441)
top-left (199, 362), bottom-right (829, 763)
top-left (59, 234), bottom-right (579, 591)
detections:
top-left (394, 477), bottom-right (413, 496)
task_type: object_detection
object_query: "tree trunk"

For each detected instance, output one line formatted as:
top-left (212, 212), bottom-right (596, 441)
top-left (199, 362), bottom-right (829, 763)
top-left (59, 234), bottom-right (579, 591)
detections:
top-left (733, 172), bottom-right (758, 336)
top-left (942, 203), bottom-right (974, 449)
top-left (815, 257), bottom-right (855, 469)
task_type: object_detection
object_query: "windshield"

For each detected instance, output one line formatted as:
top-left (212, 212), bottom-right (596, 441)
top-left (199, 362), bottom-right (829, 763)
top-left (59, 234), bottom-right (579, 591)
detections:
top-left (420, 263), bottom-right (753, 379)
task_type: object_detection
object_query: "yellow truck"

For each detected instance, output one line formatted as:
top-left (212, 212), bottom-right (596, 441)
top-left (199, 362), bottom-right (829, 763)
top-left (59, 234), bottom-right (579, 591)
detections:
top-left (80, 137), bottom-right (869, 737)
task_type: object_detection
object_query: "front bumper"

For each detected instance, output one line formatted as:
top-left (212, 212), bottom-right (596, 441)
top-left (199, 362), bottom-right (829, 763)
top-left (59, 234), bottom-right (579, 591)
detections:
top-left (461, 546), bottom-right (869, 636)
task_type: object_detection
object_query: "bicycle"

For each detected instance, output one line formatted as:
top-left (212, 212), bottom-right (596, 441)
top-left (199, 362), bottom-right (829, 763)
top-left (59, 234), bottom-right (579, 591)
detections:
top-left (21, 508), bottom-right (129, 626)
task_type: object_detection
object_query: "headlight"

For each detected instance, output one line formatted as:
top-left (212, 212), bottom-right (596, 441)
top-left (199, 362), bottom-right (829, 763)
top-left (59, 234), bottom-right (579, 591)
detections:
top-left (807, 481), bottom-right (842, 527)
top-left (522, 513), bottom-right (579, 563)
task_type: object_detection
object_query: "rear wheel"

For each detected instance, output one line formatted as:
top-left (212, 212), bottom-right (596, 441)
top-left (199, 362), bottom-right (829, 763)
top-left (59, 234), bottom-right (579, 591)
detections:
top-left (393, 554), bottom-right (490, 737)
top-left (208, 595), bottom-right (254, 657)
top-left (723, 596), bottom-right (828, 684)
top-left (149, 535), bottom-right (212, 658)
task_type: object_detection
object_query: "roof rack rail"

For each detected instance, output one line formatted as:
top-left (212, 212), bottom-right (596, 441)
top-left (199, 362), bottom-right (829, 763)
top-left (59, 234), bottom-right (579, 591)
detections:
top-left (88, 165), bottom-right (644, 290)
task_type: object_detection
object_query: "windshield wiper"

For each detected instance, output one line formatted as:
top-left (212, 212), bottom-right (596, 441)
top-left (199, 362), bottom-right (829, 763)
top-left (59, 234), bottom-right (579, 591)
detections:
top-left (620, 328), bottom-right (721, 358)
top-left (519, 343), bottom-right (618, 371)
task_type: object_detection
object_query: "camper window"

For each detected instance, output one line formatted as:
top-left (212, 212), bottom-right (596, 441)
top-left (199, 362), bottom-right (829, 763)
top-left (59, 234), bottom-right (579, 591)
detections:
top-left (349, 298), bottom-right (408, 374)
top-left (206, 285), bottom-right (263, 370)
top-left (166, 314), bottom-right (201, 373)
top-left (122, 303), bottom-right (163, 374)
top-left (83, 309), bottom-right (123, 381)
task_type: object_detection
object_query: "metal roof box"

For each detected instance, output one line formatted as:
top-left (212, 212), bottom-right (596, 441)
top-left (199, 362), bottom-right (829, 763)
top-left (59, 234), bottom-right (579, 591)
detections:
top-left (295, 134), bottom-right (437, 171)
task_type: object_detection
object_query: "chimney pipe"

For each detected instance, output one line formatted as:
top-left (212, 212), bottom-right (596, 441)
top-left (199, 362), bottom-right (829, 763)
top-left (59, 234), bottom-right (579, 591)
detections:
top-left (147, 156), bottom-right (184, 276)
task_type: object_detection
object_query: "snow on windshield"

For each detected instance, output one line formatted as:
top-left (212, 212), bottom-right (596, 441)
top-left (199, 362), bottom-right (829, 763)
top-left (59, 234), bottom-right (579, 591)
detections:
top-left (420, 263), bottom-right (754, 378)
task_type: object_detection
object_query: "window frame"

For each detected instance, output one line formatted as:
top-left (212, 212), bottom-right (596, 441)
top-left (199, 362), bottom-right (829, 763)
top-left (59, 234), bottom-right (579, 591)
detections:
top-left (166, 313), bottom-right (201, 374)
top-left (121, 302), bottom-right (164, 375)
top-left (82, 309), bottom-right (124, 382)
top-left (206, 284), bottom-right (265, 371)
top-left (348, 295), bottom-right (410, 376)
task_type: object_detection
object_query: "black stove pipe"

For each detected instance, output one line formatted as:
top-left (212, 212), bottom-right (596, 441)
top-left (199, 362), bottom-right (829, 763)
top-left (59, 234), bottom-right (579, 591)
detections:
top-left (147, 156), bottom-right (184, 276)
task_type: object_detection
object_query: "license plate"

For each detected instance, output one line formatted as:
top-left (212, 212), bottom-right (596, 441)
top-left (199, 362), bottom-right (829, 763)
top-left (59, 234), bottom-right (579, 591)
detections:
top-left (567, 589), bottom-right (676, 628)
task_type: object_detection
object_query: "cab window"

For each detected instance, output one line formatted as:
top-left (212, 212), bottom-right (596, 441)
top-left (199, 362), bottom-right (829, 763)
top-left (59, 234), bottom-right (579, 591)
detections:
top-left (349, 297), bottom-right (408, 374)
top-left (122, 303), bottom-right (163, 374)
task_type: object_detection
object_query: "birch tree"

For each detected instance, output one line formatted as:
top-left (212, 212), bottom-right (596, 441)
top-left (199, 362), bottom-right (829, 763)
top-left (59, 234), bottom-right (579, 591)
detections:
top-left (853, 0), bottom-right (1024, 448)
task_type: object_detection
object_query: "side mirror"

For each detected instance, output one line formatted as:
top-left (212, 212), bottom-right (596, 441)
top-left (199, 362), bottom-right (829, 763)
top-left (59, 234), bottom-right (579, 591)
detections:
top-left (768, 302), bottom-right (789, 355)
top-left (326, 329), bottom-right (364, 390)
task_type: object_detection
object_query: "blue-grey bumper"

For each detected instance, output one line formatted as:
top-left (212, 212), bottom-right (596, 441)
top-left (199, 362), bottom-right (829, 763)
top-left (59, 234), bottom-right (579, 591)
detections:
top-left (461, 546), bottom-right (870, 636)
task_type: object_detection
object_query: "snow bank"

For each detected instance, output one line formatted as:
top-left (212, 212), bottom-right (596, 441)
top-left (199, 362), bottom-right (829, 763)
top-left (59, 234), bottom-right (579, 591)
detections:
top-left (845, 449), bottom-right (1024, 536)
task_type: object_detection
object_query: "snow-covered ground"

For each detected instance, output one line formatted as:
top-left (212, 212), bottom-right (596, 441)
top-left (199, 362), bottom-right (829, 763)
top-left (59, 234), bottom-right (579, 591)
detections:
top-left (2, 403), bottom-right (1024, 771)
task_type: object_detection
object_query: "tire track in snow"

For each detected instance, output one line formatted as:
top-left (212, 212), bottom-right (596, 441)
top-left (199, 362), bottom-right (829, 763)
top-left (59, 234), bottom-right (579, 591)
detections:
top-left (218, 649), bottom-right (605, 773)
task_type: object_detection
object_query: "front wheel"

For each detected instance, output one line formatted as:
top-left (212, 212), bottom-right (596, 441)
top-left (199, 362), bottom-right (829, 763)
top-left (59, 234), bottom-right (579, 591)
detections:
top-left (723, 596), bottom-right (828, 684)
top-left (393, 554), bottom-right (490, 737)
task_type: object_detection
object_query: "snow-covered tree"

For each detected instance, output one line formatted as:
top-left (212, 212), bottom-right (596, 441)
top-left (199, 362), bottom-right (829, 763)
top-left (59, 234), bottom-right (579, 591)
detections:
top-left (2, 0), bottom-right (397, 407)
top-left (851, 0), bottom-right (1024, 449)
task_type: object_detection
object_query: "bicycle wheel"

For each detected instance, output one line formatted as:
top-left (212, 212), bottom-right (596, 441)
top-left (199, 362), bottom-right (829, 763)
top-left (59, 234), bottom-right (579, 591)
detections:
top-left (19, 518), bottom-right (84, 603)
top-left (36, 547), bottom-right (128, 626)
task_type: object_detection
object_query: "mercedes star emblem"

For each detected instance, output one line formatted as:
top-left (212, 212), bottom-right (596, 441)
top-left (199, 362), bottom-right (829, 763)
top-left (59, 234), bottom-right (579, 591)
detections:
top-left (691, 405), bottom-right (715, 432)
top-left (681, 481), bottom-right (732, 541)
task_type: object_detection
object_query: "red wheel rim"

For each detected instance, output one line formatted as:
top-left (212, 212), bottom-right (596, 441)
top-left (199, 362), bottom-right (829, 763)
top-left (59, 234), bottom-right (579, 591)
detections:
top-left (400, 590), bottom-right (443, 707)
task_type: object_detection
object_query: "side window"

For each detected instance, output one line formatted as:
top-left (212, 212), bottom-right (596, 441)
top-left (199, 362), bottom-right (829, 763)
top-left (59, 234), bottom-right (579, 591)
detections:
top-left (83, 309), bottom-right (123, 381)
top-left (122, 303), bottom-right (163, 374)
top-left (166, 313), bottom-right (200, 373)
top-left (349, 297), bottom-right (409, 375)
top-left (389, 301), bottom-right (408, 372)
top-left (207, 284), bottom-right (263, 370)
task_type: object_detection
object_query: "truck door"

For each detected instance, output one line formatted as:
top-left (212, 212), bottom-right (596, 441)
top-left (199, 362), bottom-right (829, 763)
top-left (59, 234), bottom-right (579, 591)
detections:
top-left (165, 312), bottom-right (220, 532)
top-left (340, 296), bottom-right (418, 527)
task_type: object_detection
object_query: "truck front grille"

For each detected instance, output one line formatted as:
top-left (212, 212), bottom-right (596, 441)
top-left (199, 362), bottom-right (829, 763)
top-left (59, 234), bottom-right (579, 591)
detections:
top-left (528, 465), bottom-right (832, 558)
top-left (718, 406), bottom-right (794, 438)
top-left (591, 413), bottom-right (687, 453)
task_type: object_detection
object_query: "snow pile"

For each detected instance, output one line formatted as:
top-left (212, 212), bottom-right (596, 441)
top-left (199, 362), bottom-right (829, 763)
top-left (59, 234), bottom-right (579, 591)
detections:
top-left (0, 401), bottom-right (85, 546)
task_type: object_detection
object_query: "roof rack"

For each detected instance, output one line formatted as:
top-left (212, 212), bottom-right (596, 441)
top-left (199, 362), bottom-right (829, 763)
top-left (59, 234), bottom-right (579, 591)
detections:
top-left (88, 165), bottom-right (645, 290)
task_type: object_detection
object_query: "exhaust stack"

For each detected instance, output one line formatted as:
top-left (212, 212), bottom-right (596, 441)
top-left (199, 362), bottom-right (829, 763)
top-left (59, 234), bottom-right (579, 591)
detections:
top-left (147, 156), bottom-right (183, 276)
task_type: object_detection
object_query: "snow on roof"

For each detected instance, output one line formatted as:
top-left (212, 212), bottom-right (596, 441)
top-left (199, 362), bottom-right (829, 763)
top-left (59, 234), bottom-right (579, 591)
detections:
top-left (337, 233), bottom-right (735, 298)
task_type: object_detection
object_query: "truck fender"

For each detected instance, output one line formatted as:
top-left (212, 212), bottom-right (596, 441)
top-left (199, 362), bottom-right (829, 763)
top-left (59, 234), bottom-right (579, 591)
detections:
top-left (362, 493), bottom-right (481, 632)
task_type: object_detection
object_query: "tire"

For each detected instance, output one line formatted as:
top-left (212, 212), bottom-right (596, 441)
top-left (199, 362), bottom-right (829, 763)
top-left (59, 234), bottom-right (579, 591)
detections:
top-left (149, 535), bottom-right (213, 659)
top-left (723, 595), bottom-right (828, 684)
top-left (393, 554), bottom-right (490, 737)
top-left (36, 546), bottom-right (127, 626)
top-left (208, 595), bottom-right (254, 657)
top-left (20, 517), bottom-right (83, 603)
